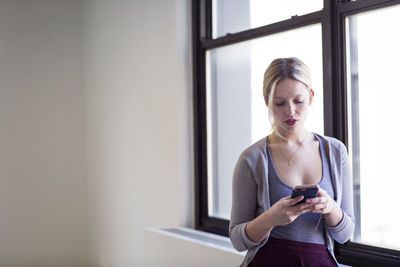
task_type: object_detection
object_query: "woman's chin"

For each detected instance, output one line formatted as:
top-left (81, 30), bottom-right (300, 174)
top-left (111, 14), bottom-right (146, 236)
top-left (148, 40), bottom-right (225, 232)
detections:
top-left (277, 123), bottom-right (304, 133)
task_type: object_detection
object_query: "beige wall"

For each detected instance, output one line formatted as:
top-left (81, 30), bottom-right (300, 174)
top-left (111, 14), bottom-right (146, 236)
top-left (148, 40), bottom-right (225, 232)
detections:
top-left (84, 0), bottom-right (192, 266)
top-left (0, 0), bottom-right (192, 266)
top-left (0, 0), bottom-right (87, 266)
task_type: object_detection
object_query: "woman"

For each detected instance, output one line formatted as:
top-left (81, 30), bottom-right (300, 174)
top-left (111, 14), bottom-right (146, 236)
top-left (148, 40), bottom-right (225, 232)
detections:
top-left (229, 57), bottom-right (354, 267)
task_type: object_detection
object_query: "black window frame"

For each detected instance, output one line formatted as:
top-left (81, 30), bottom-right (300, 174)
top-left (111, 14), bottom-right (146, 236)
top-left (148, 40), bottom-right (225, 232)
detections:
top-left (192, 0), bottom-right (400, 265)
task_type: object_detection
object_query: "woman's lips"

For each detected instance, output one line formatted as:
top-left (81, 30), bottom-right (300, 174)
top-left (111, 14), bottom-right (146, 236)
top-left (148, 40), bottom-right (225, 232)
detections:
top-left (285, 119), bottom-right (297, 126)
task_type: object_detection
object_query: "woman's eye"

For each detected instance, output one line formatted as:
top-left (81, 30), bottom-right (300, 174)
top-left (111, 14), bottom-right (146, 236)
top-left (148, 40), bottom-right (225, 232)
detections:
top-left (275, 102), bottom-right (284, 106)
top-left (295, 101), bottom-right (303, 104)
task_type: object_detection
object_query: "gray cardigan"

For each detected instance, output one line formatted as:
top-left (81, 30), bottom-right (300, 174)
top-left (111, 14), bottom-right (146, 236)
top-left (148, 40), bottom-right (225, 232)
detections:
top-left (229, 133), bottom-right (355, 267)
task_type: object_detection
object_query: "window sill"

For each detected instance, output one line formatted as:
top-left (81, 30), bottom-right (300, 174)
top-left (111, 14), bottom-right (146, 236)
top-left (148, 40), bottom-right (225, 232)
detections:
top-left (146, 226), bottom-right (245, 256)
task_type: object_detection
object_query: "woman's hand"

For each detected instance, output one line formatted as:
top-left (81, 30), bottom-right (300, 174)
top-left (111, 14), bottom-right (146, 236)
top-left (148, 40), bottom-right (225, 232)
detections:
top-left (245, 195), bottom-right (313, 243)
top-left (268, 195), bottom-right (313, 227)
top-left (306, 188), bottom-right (343, 226)
top-left (305, 188), bottom-right (334, 214)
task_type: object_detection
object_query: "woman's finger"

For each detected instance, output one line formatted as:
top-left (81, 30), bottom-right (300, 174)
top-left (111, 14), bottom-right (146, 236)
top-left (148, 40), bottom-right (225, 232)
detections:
top-left (282, 195), bottom-right (304, 206)
top-left (308, 208), bottom-right (325, 214)
top-left (306, 196), bottom-right (328, 204)
top-left (316, 188), bottom-right (327, 197)
top-left (292, 206), bottom-right (313, 217)
top-left (294, 202), bottom-right (313, 211)
top-left (287, 195), bottom-right (304, 206)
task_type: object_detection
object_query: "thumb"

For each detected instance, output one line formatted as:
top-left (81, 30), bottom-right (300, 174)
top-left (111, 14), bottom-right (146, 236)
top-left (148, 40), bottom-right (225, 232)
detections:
top-left (289, 195), bottom-right (304, 206)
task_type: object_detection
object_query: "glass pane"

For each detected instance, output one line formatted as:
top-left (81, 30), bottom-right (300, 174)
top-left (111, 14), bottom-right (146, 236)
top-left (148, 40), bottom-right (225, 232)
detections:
top-left (206, 24), bottom-right (323, 219)
top-left (212, 0), bottom-right (323, 39)
top-left (346, 4), bottom-right (400, 251)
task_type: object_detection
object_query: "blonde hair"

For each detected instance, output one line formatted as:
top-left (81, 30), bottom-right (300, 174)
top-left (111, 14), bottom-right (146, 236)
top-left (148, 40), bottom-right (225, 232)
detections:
top-left (263, 57), bottom-right (313, 139)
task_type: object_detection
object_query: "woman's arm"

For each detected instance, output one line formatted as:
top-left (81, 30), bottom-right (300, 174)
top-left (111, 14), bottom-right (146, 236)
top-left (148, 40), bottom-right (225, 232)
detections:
top-left (229, 153), bottom-right (261, 251)
top-left (307, 141), bottom-right (355, 243)
top-left (306, 189), bottom-right (343, 227)
top-left (246, 195), bottom-right (312, 243)
top-left (327, 142), bottom-right (355, 243)
top-left (229, 149), bottom-right (313, 250)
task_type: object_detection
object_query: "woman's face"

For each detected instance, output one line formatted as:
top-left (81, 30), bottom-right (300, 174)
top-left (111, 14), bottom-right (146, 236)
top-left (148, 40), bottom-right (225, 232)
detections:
top-left (268, 78), bottom-right (312, 134)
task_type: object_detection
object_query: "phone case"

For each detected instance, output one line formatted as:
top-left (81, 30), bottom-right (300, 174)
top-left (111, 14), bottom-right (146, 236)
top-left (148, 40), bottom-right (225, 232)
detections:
top-left (291, 185), bottom-right (319, 203)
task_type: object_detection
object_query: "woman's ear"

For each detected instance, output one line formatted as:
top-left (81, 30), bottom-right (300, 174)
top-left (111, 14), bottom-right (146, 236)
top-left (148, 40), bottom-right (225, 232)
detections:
top-left (309, 89), bottom-right (314, 105)
top-left (265, 98), bottom-right (269, 107)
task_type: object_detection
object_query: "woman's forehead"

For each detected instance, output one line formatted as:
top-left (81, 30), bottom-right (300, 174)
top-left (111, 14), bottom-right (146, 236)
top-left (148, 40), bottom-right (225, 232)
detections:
top-left (273, 93), bottom-right (305, 99)
top-left (274, 82), bottom-right (309, 98)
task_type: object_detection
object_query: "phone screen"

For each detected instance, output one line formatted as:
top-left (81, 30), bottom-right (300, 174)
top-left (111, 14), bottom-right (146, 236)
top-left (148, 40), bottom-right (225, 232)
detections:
top-left (291, 186), bottom-right (319, 203)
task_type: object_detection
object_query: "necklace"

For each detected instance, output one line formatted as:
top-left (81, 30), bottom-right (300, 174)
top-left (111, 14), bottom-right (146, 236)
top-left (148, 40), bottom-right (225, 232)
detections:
top-left (277, 132), bottom-right (308, 167)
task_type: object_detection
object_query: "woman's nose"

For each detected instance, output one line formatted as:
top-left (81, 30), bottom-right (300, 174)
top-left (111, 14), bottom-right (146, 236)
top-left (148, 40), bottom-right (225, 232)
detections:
top-left (286, 103), bottom-right (295, 115)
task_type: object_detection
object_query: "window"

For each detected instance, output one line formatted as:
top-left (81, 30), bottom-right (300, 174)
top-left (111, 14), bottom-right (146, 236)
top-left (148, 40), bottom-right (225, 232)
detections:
top-left (212, 0), bottom-right (323, 38)
top-left (193, 0), bottom-right (400, 265)
top-left (206, 24), bottom-right (324, 220)
top-left (339, 3), bottom-right (400, 265)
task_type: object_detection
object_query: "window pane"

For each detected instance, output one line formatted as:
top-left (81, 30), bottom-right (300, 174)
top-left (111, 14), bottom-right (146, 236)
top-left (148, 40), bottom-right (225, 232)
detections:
top-left (346, 4), bottom-right (400, 250)
top-left (206, 24), bottom-right (323, 219)
top-left (212, 0), bottom-right (323, 39)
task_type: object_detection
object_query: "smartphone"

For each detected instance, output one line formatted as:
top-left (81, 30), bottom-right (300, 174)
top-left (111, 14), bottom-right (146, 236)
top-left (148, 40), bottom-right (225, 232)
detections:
top-left (291, 184), bottom-right (319, 204)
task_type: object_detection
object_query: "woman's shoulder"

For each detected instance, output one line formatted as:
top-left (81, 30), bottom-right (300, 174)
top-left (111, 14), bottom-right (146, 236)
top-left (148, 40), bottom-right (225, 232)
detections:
top-left (238, 137), bottom-right (268, 161)
top-left (314, 133), bottom-right (347, 152)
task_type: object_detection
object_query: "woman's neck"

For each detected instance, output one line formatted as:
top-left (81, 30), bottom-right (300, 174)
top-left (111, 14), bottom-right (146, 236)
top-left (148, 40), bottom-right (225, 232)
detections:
top-left (270, 128), bottom-right (309, 144)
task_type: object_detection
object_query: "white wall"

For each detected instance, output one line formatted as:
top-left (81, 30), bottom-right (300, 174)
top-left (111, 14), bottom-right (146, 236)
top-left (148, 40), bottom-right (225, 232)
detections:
top-left (0, 0), bottom-right (192, 266)
top-left (83, 0), bottom-right (192, 266)
top-left (146, 228), bottom-right (245, 267)
top-left (0, 1), bottom-right (87, 266)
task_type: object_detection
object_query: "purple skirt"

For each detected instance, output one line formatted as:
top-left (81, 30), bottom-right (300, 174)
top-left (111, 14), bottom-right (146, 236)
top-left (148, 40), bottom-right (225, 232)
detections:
top-left (248, 237), bottom-right (337, 267)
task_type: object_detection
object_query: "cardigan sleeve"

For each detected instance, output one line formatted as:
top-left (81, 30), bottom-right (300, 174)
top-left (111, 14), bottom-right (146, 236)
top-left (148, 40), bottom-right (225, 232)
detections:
top-left (229, 152), bottom-right (262, 251)
top-left (325, 142), bottom-right (355, 243)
